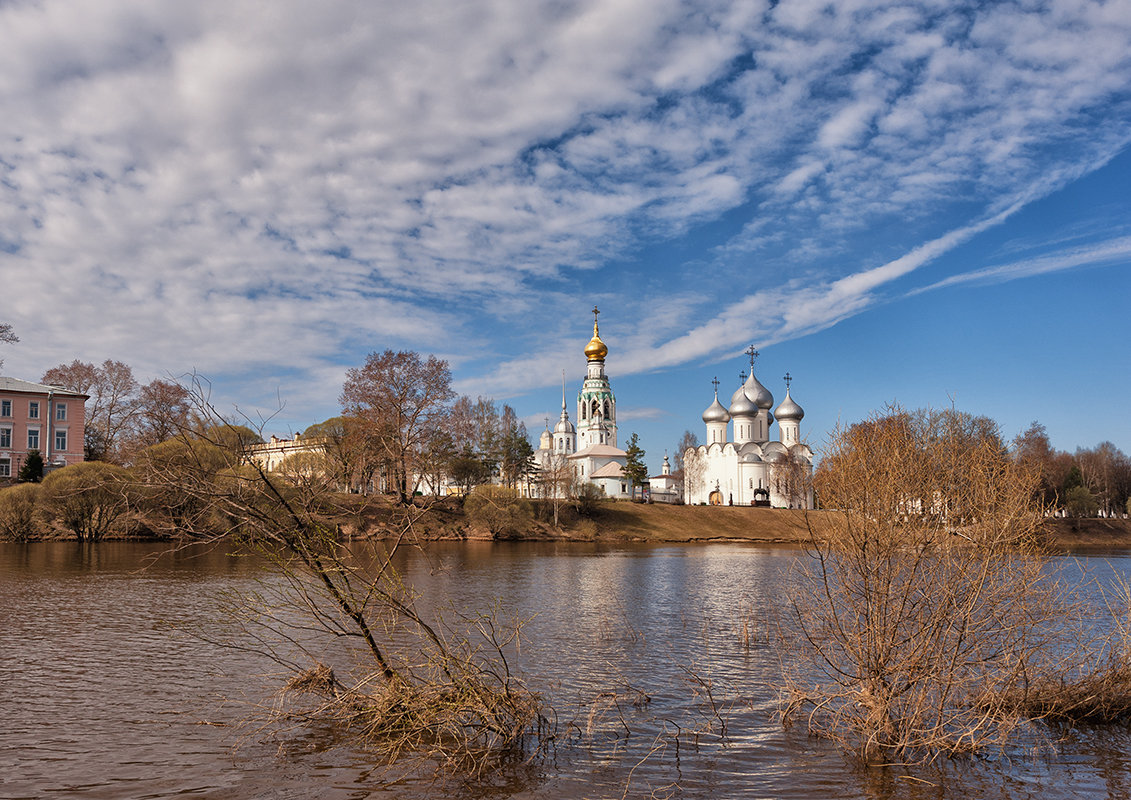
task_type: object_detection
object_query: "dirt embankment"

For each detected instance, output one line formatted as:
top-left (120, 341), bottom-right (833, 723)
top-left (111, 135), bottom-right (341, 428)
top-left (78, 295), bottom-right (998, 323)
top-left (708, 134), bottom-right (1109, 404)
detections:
top-left (355, 498), bottom-right (1131, 549)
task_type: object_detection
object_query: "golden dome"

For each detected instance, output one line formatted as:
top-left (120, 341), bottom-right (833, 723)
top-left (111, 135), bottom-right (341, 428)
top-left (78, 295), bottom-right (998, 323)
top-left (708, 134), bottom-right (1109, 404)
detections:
top-left (584, 319), bottom-right (608, 362)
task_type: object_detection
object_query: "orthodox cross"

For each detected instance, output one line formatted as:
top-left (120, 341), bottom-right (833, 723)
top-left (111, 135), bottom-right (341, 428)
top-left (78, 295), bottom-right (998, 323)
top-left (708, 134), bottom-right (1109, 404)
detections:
top-left (592, 305), bottom-right (600, 324)
top-left (739, 371), bottom-right (747, 385)
top-left (745, 344), bottom-right (759, 370)
top-left (711, 376), bottom-right (720, 394)
top-left (783, 372), bottom-right (793, 390)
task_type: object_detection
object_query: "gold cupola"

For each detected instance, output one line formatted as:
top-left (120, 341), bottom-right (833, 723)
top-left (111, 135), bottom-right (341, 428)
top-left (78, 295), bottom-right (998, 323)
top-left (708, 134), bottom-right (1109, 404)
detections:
top-left (584, 306), bottom-right (608, 362)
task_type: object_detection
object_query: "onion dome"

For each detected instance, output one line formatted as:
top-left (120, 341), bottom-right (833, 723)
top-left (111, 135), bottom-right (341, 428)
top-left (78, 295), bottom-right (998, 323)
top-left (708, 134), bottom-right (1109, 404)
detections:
top-left (539, 427), bottom-right (552, 449)
top-left (584, 319), bottom-right (608, 361)
top-left (702, 392), bottom-right (731, 424)
top-left (729, 383), bottom-right (757, 417)
top-left (775, 387), bottom-right (804, 421)
top-left (745, 372), bottom-right (774, 410)
top-left (555, 410), bottom-right (575, 434)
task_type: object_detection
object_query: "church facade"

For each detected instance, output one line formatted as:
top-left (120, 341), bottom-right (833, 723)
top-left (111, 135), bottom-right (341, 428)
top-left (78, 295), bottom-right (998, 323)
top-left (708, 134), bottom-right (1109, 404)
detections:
top-left (684, 348), bottom-right (814, 508)
top-left (535, 309), bottom-right (631, 499)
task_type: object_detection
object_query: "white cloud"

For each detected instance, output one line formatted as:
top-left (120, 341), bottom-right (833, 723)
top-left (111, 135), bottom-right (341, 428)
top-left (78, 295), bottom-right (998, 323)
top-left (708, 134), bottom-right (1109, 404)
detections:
top-left (1, 0), bottom-right (1129, 427)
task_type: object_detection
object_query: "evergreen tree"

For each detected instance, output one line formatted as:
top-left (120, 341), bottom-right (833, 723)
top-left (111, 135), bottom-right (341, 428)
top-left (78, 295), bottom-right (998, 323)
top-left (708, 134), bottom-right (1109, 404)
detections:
top-left (17, 450), bottom-right (43, 483)
top-left (622, 433), bottom-right (648, 500)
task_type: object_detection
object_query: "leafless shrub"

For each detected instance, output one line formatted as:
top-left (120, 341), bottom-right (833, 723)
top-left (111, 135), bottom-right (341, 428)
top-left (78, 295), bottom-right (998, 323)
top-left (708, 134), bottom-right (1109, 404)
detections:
top-left (141, 376), bottom-right (551, 780)
top-left (781, 406), bottom-right (1085, 764)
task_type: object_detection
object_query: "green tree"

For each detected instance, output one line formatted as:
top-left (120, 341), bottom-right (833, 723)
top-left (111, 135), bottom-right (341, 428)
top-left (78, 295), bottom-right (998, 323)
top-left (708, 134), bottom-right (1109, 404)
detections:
top-left (17, 450), bottom-right (43, 483)
top-left (1064, 485), bottom-right (1099, 517)
top-left (622, 433), bottom-right (648, 500)
top-left (39, 461), bottom-right (130, 541)
top-left (0, 483), bottom-right (40, 541)
top-left (498, 406), bottom-right (534, 490)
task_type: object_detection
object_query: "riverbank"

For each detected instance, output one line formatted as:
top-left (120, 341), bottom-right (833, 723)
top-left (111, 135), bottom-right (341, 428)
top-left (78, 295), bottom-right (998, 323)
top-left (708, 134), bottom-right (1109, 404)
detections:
top-left (9, 487), bottom-right (1129, 548)
top-left (354, 496), bottom-right (1131, 548)
top-left (566, 503), bottom-right (1131, 548)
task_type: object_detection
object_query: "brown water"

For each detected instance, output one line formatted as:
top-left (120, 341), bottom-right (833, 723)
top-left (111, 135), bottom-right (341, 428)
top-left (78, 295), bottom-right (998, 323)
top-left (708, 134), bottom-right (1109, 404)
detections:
top-left (2, 541), bottom-right (1131, 799)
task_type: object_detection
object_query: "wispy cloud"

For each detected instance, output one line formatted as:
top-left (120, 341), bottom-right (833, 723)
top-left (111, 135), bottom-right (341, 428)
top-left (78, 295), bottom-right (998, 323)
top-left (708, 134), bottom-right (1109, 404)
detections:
top-left (912, 235), bottom-right (1131, 296)
top-left (1, 0), bottom-right (1129, 427)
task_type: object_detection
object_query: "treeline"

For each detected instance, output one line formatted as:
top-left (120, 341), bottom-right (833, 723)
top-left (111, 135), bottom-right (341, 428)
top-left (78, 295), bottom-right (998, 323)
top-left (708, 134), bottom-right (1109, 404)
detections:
top-left (310, 349), bottom-right (538, 502)
top-left (39, 359), bottom-right (193, 463)
top-left (0, 350), bottom-right (554, 539)
top-left (1013, 422), bottom-right (1131, 517)
top-left (0, 421), bottom-right (266, 541)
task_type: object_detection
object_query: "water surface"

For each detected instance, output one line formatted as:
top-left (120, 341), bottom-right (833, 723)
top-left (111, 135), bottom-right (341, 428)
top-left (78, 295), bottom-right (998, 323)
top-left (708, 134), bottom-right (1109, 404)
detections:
top-left (2, 541), bottom-right (1131, 799)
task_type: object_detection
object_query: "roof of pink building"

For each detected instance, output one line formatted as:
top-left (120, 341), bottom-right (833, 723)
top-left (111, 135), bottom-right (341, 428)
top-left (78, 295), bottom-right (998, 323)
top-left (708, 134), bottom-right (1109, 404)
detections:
top-left (0, 377), bottom-right (89, 399)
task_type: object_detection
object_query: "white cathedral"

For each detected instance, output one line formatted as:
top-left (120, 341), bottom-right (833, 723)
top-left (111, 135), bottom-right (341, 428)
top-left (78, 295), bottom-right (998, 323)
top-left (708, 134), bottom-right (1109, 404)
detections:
top-left (683, 347), bottom-right (814, 508)
top-left (534, 308), bottom-right (633, 499)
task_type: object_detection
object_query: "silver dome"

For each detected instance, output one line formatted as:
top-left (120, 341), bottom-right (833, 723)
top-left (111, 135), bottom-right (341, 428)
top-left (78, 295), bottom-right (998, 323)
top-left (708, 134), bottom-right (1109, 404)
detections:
top-left (555, 416), bottom-right (576, 434)
top-left (774, 388), bottom-right (804, 421)
top-left (729, 384), bottom-right (758, 417)
top-left (702, 394), bottom-right (731, 423)
top-left (745, 372), bottom-right (774, 409)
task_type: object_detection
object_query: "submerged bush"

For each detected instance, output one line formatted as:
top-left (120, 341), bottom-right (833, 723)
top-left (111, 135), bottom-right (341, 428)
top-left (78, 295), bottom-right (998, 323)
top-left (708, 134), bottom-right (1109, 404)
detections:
top-left (781, 406), bottom-right (1072, 764)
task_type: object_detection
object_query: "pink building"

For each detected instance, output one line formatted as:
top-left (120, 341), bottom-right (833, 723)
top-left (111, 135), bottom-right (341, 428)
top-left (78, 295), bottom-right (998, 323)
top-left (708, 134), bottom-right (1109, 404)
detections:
top-left (0, 377), bottom-right (88, 481)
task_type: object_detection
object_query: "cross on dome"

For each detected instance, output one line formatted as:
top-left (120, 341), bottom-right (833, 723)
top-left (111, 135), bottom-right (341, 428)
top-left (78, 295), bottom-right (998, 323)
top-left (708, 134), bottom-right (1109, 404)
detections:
top-left (783, 372), bottom-right (793, 390)
top-left (711, 376), bottom-right (720, 394)
top-left (745, 345), bottom-right (759, 369)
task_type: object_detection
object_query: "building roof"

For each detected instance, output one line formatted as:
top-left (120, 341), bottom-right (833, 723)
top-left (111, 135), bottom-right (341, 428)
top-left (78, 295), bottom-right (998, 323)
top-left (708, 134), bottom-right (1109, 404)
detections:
top-left (567, 443), bottom-right (628, 460)
top-left (589, 461), bottom-right (624, 479)
top-left (0, 376), bottom-right (89, 399)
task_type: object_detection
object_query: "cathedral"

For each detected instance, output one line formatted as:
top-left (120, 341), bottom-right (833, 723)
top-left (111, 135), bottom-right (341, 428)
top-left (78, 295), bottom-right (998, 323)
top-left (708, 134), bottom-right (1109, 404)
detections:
top-left (683, 347), bottom-right (814, 508)
top-left (535, 308), bottom-right (632, 499)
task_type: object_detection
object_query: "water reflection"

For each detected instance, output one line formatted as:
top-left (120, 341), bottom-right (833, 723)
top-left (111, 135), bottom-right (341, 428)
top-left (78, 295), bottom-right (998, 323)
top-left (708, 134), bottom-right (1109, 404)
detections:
top-left (1, 541), bottom-right (1130, 799)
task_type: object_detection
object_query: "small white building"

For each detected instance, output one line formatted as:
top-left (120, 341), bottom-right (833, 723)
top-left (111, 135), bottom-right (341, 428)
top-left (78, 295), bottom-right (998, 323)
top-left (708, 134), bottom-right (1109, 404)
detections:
top-left (649, 455), bottom-right (683, 504)
top-left (684, 349), bottom-right (813, 508)
top-left (246, 432), bottom-right (325, 472)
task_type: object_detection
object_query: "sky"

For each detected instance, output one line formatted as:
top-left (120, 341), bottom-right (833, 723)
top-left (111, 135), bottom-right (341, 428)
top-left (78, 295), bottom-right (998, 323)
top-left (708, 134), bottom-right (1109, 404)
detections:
top-left (1, 0), bottom-right (1129, 472)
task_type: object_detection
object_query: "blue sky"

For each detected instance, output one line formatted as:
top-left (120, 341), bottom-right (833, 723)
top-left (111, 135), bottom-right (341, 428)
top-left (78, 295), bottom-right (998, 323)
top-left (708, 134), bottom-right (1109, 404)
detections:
top-left (1, 0), bottom-right (1129, 472)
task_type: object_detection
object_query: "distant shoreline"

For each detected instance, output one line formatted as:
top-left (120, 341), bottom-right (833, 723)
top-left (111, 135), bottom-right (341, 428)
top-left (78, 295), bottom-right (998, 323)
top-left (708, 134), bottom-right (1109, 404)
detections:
top-left (7, 495), bottom-right (1129, 549)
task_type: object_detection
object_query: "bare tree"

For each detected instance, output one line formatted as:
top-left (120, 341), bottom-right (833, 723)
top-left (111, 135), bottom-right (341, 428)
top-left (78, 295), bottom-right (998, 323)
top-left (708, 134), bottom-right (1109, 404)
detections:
top-left (340, 351), bottom-right (455, 504)
top-left (683, 446), bottom-right (707, 502)
top-left (118, 378), bottom-right (193, 459)
top-left (672, 430), bottom-right (698, 484)
top-left (139, 379), bottom-right (549, 776)
top-left (0, 322), bottom-right (16, 369)
top-left (42, 359), bottom-right (140, 463)
top-left (537, 452), bottom-right (573, 526)
top-left (1076, 442), bottom-right (1131, 517)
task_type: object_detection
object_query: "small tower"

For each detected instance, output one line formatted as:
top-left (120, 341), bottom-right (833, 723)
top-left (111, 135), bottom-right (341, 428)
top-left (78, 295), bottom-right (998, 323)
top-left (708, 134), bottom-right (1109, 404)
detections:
top-left (774, 372), bottom-right (805, 445)
top-left (702, 377), bottom-right (730, 445)
top-left (553, 371), bottom-right (576, 454)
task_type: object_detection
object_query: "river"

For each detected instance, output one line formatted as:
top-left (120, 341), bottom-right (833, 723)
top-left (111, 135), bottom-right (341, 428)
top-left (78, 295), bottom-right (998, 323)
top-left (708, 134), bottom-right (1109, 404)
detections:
top-left (2, 541), bottom-right (1131, 799)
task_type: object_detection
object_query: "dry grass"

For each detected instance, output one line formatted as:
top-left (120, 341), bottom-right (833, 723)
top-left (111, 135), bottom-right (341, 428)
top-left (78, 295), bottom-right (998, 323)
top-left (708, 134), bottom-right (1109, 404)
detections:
top-left (279, 659), bottom-right (549, 777)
